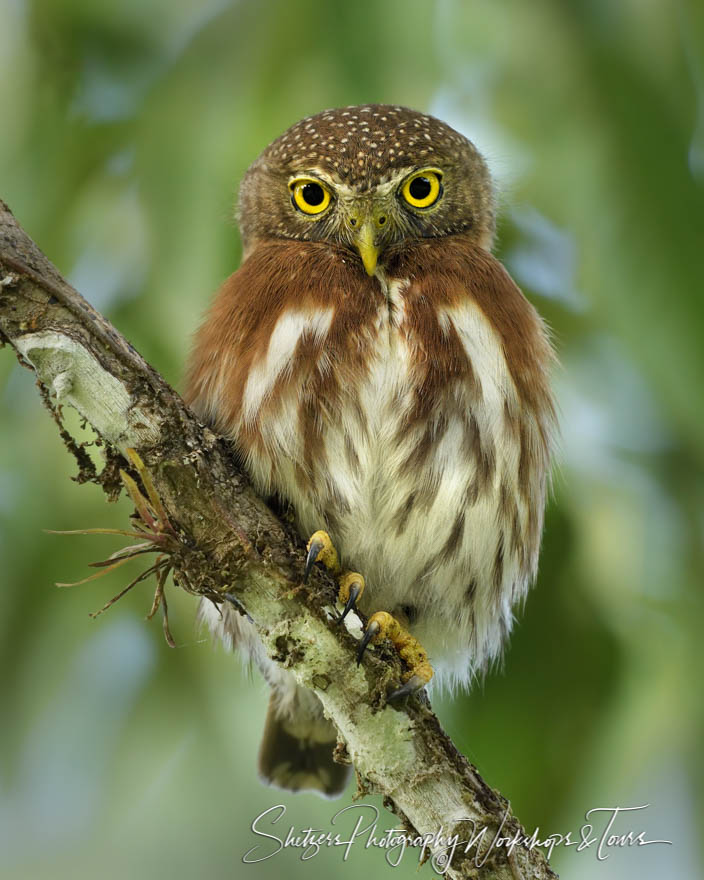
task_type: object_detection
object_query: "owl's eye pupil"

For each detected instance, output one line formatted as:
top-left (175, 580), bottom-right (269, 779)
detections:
top-left (401, 168), bottom-right (442, 209)
top-left (409, 177), bottom-right (432, 200)
top-left (290, 178), bottom-right (332, 215)
top-left (301, 183), bottom-right (324, 206)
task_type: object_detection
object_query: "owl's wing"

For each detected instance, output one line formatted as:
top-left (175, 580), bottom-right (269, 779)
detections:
top-left (183, 237), bottom-right (379, 435)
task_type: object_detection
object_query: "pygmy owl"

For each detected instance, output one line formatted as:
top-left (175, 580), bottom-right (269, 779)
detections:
top-left (185, 104), bottom-right (556, 797)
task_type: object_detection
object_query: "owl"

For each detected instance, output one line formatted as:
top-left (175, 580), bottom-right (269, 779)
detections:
top-left (185, 104), bottom-right (556, 797)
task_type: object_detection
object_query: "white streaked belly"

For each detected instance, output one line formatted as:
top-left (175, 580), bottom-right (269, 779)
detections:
top-left (244, 289), bottom-right (526, 690)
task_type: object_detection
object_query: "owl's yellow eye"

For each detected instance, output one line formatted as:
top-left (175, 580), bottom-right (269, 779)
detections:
top-left (401, 169), bottom-right (443, 209)
top-left (289, 177), bottom-right (332, 215)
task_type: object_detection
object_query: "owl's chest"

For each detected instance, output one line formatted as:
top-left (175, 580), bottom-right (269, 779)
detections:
top-left (188, 240), bottom-right (554, 682)
top-left (240, 280), bottom-right (516, 586)
top-left (307, 306), bottom-right (420, 526)
top-left (233, 276), bottom-right (542, 680)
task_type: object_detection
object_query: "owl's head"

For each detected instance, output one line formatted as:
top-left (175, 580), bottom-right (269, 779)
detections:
top-left (238, 104), bottom-right (496, 275)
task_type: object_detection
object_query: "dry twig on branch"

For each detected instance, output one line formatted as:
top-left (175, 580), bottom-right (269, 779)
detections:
top-left (0, 199), bottom-right (557, 880)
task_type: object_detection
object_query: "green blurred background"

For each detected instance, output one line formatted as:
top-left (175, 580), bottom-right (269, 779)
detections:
top-left (1, 1), bottom-right (702, 878)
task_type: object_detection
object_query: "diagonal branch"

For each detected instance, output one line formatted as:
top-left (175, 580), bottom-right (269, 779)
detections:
top-left (0, 199), bottom-right (557, 880)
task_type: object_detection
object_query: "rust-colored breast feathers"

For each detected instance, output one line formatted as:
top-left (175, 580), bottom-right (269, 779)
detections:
top-left (185, 233), bottom-right (555, 680)
top-left (186, 240), bottom-right (376, 432)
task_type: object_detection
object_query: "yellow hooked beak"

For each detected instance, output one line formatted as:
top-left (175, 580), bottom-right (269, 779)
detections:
top-left (353, 220), bottom-right (380, 276)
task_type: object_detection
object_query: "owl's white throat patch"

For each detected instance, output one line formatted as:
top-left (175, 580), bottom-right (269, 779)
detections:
top-left (374, 268), bottom-right (407, 328)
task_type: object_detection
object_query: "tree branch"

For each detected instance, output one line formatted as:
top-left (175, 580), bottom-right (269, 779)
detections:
top-left (0, 199), bottom-right (557, 880)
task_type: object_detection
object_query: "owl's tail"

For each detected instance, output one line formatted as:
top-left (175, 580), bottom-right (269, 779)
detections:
top-left (258, 691), bottom-right (350, 798)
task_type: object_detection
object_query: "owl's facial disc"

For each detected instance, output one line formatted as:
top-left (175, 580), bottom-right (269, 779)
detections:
top-left (284, 162), bottom-right (453, 275)
top-left (287, 171), bottom-right (391, 275)
top-left (288, 167), bottom-right (447, 275)
top-left (343, 168), bottom-right (444, 275)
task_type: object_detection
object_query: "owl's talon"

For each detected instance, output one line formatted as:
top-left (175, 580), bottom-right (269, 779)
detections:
top-left (337, 572), bottom-right (365, 624)
top-left (356, 610), bottom-right (434, 693)
top-left (388, 674), bottom-right (426, 701)
top-left (338, 582), bottom-right (362, 624)
top-left (303, 537), bottom-right (323, 583)
top-left (304, 529), bottom-right (341, 583)
top-left (356, 618), bottom-right (381, 665)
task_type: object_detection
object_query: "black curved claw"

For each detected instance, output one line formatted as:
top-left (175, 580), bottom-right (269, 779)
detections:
top-left (388, 674), bottom-right (425, 701)
top-left (338, 581), bottom-right (362, 625)
top-left (356, 619), bottom-right (380, 665)
top-left (303, 537), bottom-right (324, 583)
